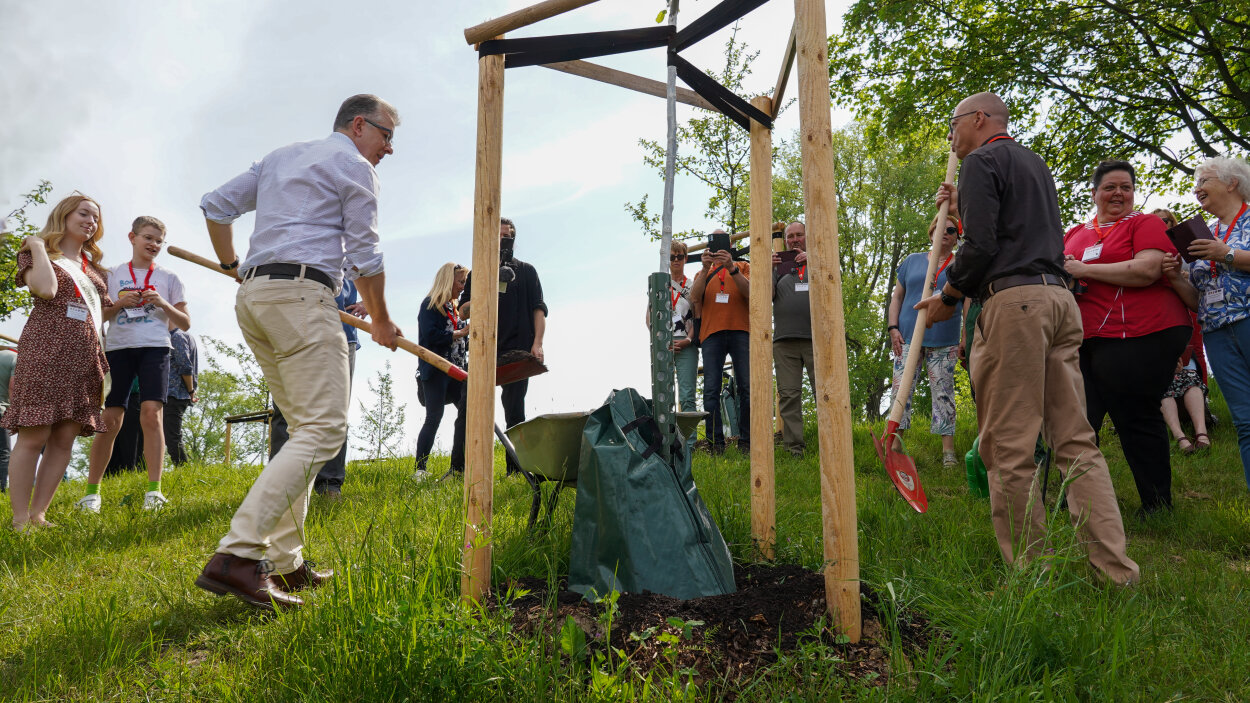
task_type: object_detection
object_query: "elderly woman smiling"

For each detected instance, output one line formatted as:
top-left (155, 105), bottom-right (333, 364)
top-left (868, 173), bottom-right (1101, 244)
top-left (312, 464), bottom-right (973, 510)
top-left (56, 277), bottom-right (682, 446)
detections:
top-left (1163, 155), bottom-right (1250, 490)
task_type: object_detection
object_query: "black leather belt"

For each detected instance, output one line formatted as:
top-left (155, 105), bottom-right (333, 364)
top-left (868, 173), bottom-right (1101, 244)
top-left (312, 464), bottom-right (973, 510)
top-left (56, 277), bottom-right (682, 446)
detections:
top-left (242, 263), bottom-right (333, 290)
top-left (983, 273), bottom-right (1066, 298)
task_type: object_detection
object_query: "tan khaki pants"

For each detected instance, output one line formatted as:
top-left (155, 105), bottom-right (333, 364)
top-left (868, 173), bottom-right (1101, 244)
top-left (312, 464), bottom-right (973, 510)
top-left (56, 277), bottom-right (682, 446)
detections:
top-left (217, 276), bottom-right (349, 573)
top-left (972, 284), bottom-right (1139, 585)
top-left (773, 338), bottom-right (814, 453)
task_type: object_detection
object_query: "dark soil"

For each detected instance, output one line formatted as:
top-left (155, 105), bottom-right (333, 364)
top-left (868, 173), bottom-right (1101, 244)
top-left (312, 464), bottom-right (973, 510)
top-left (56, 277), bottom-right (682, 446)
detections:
top-left (494, 563), bottom-right (933, 693)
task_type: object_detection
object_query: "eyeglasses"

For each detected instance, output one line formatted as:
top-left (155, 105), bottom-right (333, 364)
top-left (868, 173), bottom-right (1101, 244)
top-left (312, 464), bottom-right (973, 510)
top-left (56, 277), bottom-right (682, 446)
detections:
top-left (949, 110), bottom-right (987, 130)
top-left (363, 118), bottom-right (394, 145)
top-left (1196, 176), bottom-right (1213, 188)
top-left (670, 254), bottom-right (686, 261)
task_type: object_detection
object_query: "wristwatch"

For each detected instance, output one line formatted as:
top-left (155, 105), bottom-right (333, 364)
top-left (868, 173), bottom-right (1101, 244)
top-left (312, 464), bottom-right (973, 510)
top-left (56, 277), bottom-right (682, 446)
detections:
top-left (940, 291), bottom-right (959, 307)
top-left (220, 258), bottom-right (240, 271)
top-left (1225, 249), bottom-right (1236, 265)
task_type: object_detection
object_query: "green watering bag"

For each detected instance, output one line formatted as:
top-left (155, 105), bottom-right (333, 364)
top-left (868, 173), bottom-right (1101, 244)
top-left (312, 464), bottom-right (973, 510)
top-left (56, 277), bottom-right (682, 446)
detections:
top-left (568, 388), bottom-right (736, 600)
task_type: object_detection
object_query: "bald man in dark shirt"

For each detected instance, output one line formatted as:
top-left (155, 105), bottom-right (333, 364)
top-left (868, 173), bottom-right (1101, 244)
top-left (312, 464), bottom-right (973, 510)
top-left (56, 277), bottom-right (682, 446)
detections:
top-left (915, 92), bottom-right (1138, 586)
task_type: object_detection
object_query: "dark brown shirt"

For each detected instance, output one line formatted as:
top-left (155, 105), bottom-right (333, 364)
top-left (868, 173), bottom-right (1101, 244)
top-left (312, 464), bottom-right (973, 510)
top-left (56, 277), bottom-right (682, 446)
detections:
top-left (946, 134), bottom-right (1068, 298)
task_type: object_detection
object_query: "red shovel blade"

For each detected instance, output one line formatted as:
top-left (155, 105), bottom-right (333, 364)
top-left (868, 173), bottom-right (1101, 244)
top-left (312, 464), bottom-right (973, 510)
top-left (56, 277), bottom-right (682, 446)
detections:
top-left (877, 422), bottom-right (929, 513)
top-left (495, 350), bottom-right (548, 386)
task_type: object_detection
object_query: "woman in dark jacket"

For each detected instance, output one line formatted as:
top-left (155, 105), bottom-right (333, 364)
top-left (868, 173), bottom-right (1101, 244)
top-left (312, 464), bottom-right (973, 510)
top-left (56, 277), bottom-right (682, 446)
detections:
top-left (414, 263), bottom-right (469, 477)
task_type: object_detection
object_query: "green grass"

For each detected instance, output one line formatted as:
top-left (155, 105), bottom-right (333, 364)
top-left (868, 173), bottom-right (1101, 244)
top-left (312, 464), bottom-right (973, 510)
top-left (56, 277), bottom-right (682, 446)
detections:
top-left (2, 393), bottom-right (1249, 702)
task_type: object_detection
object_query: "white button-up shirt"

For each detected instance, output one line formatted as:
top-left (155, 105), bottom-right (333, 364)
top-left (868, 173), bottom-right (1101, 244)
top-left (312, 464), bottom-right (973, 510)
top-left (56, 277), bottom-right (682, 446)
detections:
top-left (200, 132), bottom-right (385, 292)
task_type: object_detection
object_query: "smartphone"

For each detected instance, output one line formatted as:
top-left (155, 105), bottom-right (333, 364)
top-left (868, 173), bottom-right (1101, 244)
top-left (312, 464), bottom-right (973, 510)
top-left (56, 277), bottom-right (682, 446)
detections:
top-left (775, 249), bottom-right (798, 277)
top-left (709, 231), bottom-right (732, 253)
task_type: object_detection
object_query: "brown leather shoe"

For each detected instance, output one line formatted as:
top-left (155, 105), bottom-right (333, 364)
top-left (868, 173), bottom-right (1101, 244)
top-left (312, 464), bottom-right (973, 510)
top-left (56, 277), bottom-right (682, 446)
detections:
top-left (274, 562), bottom-right (334, 592)
top-left (194, 552), bottom-right (303, 610)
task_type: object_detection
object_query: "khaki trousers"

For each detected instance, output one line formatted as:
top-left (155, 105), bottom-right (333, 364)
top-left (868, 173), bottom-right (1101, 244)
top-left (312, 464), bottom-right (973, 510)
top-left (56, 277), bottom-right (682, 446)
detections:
top-left (773, 338), bottom-right (814, 453)
top-left (217, 276), bottom-right (349, 573)
top-left (971, 284), bottom-right (1138, 585)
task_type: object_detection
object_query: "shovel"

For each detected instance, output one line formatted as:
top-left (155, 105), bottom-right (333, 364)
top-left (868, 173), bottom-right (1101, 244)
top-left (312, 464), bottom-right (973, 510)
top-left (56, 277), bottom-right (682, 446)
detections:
top-left (168, 246), bottom-right (468, 381)
top-left (872, 151), bottom-right (960, 514)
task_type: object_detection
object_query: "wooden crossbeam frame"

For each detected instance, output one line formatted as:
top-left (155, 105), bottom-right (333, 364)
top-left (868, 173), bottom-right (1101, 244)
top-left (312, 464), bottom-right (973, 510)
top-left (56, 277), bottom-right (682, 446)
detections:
top-left (541, 60), bottom-right (716, 112)
top-left (461, 0), bottom-right (862, 641)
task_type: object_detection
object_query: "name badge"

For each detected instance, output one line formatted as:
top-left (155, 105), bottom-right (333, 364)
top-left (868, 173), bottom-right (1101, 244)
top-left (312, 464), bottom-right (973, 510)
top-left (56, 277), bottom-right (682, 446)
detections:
top-left (715, 292), bottom-right (730, 304)
top-left (1081, 243), bottom-right (1103, 262)
top-left (795, 282), bottom-right (810, 293)
top-left (124, 306), bottom-right (148, 319)
top-left (1204, 288), bottom-right (1223, 306)
top-left (66, 303), bottom-right (89, 321)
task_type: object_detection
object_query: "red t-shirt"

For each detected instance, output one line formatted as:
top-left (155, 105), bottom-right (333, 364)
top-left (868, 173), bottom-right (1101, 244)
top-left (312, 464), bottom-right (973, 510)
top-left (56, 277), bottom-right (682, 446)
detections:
top-left (1063, 211), bottom-right (1190, 339)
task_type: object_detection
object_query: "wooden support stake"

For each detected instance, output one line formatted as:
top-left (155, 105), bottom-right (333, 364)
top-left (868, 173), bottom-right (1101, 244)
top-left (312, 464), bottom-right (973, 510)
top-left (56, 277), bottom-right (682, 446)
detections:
top-left (465, 0), bottom-right (600, 45)
top-left (0, 331), bottom-right (18, 345)
top-left (462, 45), bottom-right (506, 605)
top-left (224, 422), bottom-right (232, 467)
top-left (794, 0), bottom-right (861, 643)
top-left (771, 20), bottom-right (798, 118)
top-left (747, 95), bottom-right (776, 561)
top-left (541, 60), bottom-right (716, 112)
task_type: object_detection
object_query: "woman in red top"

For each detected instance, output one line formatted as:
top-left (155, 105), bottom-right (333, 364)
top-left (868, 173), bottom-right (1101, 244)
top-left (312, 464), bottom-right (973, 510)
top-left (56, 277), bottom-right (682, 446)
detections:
top-left (1062, 160), bottom-right (1191, 516)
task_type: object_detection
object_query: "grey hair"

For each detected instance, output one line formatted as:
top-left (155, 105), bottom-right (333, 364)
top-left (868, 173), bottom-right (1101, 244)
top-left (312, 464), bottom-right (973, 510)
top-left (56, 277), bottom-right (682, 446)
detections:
top-left (1196, 156), bottom-right (1250, 201)
top-left (333, 94), bottom-right (401, 131)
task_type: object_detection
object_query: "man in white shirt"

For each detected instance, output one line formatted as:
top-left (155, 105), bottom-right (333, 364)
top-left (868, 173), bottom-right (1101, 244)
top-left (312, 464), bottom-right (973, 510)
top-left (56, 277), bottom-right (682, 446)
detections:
top-left (76, 216), bottom-right (190, 512)
top-left (195, 94), bottom-right (402, 610)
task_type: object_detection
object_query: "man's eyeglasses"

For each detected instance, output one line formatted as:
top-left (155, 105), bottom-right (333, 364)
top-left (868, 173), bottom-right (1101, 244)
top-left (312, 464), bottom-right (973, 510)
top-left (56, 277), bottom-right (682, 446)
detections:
top-left (949, 110), bottom-right (987, 130)
top-left (670, 254), bottom-right (686, 261)
top-left (364, 118), bottom-right (394, 145)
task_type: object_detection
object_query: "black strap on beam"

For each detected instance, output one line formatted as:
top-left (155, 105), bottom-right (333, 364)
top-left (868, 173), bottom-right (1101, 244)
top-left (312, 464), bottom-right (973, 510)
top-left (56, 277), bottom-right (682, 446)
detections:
top-left (479, 26), bottom-right (674, 69)
top-left (672, 53), bottom-right (773, 132)
top-left (673, 0), bottom-right (772, 52)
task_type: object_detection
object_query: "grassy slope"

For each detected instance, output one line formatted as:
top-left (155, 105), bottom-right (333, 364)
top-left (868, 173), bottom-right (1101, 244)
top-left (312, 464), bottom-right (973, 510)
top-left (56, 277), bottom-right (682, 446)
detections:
top-left (1, 392), bottom-right (1248, 702)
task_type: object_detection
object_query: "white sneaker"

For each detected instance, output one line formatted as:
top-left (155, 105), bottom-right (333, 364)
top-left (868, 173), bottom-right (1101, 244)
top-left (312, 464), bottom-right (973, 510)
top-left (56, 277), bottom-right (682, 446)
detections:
top-left (75, 494), bottom-right (102, 513)
top-left (143, 491), bottom-right (168, 510)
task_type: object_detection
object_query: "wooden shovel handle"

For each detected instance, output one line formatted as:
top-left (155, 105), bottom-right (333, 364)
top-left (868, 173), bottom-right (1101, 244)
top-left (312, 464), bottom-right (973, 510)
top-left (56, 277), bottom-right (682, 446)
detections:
top-left (166, 246), bottom-right (468, 382)
top-left (888, 151), bottom-right (960, 426)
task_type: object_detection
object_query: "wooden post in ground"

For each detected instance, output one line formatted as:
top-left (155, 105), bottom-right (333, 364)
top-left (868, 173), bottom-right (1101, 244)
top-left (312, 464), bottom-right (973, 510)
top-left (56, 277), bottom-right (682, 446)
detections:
top-left (794, 0), bottom-right (861, 642)
top-left (462, 44), bottom-right (505, 605)
top-left (747, 95), bottom-right (776, 561)
top-left (224, 422), bottom-right (232, 466)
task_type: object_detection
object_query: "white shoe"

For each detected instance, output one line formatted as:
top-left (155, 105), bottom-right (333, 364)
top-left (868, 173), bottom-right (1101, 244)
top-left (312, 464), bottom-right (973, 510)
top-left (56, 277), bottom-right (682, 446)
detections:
top-left (143, 491), bottom-right (168, 510)
top-left (75, 494), bottom-right (102, 513)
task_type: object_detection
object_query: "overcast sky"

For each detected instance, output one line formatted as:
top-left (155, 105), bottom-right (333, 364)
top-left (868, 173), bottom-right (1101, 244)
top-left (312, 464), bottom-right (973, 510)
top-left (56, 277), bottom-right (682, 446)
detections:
top-left (1, 0), bottom-right (852, 457)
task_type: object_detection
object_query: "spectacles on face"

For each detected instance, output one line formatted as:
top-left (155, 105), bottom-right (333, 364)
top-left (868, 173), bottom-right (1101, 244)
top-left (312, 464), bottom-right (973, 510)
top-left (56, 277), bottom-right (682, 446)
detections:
top-left (949, 110), bottom-right (985, 131)
top-left (364, 118), bottom-right (393, 145)
top-left (1196, 176), bottom-right (1213, 188)
top-left (670, 254), bottom-right (686, 261)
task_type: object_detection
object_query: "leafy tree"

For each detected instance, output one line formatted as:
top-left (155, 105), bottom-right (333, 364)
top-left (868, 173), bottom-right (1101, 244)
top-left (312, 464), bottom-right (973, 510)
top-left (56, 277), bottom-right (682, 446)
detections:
top-left (828, 0), bottom-right (1250, 215)
top-left (354, 361), bottom-right (406, 460)
top-left (183, 336), bottom-right (270, 466)
top-left (1, 180), bottom-right (52, 320)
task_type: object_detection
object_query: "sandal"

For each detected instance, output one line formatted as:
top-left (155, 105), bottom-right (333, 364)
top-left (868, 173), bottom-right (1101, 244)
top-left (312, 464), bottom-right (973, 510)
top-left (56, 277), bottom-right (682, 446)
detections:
top-left (1175, 436), bottom-right (1196, 455)
top-left (1195, 433), bottom-right (1211, 452)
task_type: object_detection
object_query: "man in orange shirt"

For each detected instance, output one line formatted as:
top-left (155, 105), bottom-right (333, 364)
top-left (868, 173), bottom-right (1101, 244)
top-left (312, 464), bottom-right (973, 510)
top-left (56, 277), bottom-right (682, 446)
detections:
top-left (691, 230), bottom-right (750, 453)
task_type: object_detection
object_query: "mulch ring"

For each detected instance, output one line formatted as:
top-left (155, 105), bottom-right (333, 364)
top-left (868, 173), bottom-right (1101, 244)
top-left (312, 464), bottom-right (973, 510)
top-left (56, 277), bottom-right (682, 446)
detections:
top-left (493, 563), bottom-right (933, 691)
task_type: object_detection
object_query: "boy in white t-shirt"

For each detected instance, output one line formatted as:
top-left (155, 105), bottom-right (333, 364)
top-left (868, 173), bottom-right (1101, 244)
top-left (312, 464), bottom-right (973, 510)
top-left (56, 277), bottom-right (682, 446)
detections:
top-left (76, 216), bottom-right (190, 512)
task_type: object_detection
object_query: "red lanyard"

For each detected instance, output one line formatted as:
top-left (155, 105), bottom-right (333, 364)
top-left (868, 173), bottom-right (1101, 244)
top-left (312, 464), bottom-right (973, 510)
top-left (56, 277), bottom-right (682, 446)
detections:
top-left (445, 301), bottom-right (459, 328)
top-left (1213, 202), bottom-right (1248, 279)
top-left (716, 268), bottom-right (728, 292)
top-left (128, 262), bottom-right (155, 291)
top-left (796, 264), bottom-right (807, 283)
top-left (670, 276), bottom-right (687, 309)
top-left (932, 253), bottom-right (953, 289)
top-left (985, 135), bottom-right (1014, 145)
top-left (1090, 215), bottom-right (1125, 243)
top-left (65, 253), bottom-right (90, 299)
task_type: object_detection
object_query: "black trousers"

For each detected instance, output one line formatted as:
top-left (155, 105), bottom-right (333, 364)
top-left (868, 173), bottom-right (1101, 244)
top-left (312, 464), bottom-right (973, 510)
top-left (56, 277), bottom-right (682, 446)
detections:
top-left (163, 397), bottom-right (192, 466)
top-left (1080, 325), bottom-right (1191, 512)
top-left (106, 393), bottom-right (144, 475)
top-left (444, 377), bottom-right (526, 475)
top-left (415, 374), bottom-right (466, 472)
